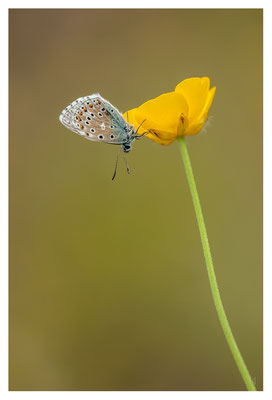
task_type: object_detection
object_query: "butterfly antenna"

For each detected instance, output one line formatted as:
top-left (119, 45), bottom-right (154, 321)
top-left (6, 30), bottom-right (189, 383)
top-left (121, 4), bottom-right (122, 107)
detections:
top-left (122, 151), bottom-right (130, 175)
top-left (112, 149), bottom-right (121, 181)
top-left (126, 111), bottom-right (130, 124)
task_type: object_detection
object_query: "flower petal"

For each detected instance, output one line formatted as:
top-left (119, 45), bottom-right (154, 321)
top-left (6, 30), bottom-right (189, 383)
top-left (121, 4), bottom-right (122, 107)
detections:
top-left (123, 108), bottom-right (179, 145)
top-left (175, 77), bottom-right (216, 135)
top-left (136, 91), bottom-right (189, 135)
top-left (123, 108), bottom-right (146, 134)
top-left (183, 87), bottom-right (216, 135)
top-left (124, 92), bottom-right (189, 145)
top-left (202, 86), bottom-right (216, 117)
top-left (175, 77), bottom-right (210, 121)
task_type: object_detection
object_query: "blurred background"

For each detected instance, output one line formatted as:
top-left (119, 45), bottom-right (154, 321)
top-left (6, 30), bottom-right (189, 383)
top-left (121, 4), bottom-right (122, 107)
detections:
top-left (9, 9), bottom-right (262, 391)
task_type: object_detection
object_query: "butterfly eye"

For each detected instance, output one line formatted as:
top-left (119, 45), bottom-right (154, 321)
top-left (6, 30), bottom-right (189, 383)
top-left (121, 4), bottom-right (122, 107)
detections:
top-left (98, 134), bottom-right (104, 140)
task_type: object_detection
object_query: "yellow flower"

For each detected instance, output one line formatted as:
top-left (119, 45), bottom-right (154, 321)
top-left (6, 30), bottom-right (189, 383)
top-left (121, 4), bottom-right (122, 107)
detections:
top-left (124, 77), bottom-right (216, 145)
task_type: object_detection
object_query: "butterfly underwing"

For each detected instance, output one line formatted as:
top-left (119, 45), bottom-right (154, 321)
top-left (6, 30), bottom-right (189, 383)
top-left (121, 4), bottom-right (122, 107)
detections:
top-left (59, 94), bottom-right (146, 179)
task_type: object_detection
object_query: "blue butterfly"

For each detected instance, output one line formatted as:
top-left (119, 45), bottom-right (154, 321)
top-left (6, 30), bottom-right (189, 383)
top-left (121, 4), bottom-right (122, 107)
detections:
top-left (59, 94), bottom-right (147, 179)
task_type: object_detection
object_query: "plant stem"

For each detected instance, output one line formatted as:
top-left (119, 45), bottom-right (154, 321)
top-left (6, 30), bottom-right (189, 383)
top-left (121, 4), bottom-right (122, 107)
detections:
top-left (177, 136), bottom-right (256, 391)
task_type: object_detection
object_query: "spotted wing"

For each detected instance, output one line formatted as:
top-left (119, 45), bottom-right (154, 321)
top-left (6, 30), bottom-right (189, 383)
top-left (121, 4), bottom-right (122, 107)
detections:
top-left (59, 94), bottom-right (130, 144)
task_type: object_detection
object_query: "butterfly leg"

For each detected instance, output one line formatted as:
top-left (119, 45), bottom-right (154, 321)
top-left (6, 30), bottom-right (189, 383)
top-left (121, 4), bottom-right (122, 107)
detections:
top-left (122, 151), bottom-right (130, 175)
top-left (135, 119), bottom-right (146, 135)
top-left (112, 148), bottom-right (122, 180)
top-left (134, 129), bottom-right (151, 139)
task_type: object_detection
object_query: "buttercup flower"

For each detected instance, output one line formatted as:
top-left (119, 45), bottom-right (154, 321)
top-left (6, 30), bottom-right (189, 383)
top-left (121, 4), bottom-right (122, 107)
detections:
top-left (124, 77), bottom-right (216, 145)
top-left (123, 79), bottom-right (256, 391)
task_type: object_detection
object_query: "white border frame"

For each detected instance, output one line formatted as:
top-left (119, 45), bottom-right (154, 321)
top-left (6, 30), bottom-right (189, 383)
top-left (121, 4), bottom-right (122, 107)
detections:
top-left (2, 2), bottom-right (269, 398)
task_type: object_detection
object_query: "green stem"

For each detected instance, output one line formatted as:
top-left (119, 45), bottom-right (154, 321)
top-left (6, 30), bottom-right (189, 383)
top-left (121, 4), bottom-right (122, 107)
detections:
top-left (177, 136), bottom-right (256, 391)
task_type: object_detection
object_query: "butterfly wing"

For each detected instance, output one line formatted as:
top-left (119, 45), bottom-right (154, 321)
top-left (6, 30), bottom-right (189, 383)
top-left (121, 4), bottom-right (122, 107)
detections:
top-left (59, 94), bottom-right (131, 144)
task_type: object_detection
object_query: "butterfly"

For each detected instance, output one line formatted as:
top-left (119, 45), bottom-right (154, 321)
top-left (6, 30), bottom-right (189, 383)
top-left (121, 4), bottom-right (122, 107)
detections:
top-left (59, 94), bottom-right (147, 179)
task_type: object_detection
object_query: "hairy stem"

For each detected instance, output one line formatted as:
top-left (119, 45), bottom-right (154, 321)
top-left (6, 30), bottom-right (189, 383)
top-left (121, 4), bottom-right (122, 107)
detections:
top-left (177, 136), bottom-right (256, 391)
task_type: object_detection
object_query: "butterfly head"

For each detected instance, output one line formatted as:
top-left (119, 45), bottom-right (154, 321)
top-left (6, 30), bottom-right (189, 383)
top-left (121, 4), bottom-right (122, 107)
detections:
top-left (122, 142), bottom-right (132, 153)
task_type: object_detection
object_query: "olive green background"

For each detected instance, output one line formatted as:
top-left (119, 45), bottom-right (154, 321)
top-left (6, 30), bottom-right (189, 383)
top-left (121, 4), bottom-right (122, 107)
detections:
top-left (9, 9), bottom-right (263, 391)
